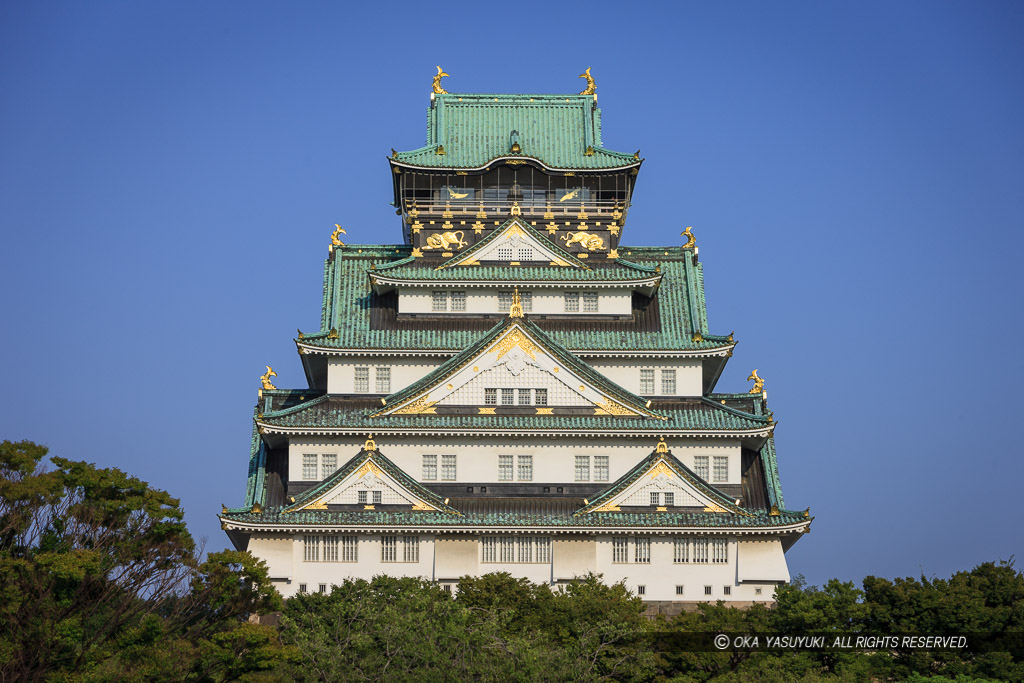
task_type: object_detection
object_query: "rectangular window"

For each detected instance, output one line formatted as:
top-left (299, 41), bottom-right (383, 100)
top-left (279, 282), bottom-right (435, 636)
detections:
top-left (674, 537), bottom-right (689, 563)
top-left (517, 537), bottom-right (533, 563)
top-left (485, 388), bottom-right (497, 405)
top-left (520, 291), bottom-right (532, 312)
top-left (450, 291), bottom-right (466, 312)
top-left (518, 455), bottom-right (533, 482)
top-left (711, 538), bottom-right (728, 564)
top-left (403, 535), bottom-right (419, 562)
top-left (500, 537), bottom-right (515, 563)
top-left (637, 585), bottom-right (646, 596)
top-left (321, 454), bottom-right (337, 479)
top-left (482, 537), bottom-right (549, 563)
top-left (664, 492), bottom-right (674, 507)
top-left (612, 537), bottom-right (628, 563)
top-left (497, 246), bottom-right (514, 260)
top-left (432, 290), bottom-right (448, 312)
top-left (372, 490), bottom-right (382, 505)
top-left (661, 369), bottom-right (676, 395)
top-left (501, 388), bottom-right (515, 406)
top-left (498, 455), bottom-right (513, 481)
top-left (354, 367), bottom-right (369, 393)
top-left (564, 291), bottom-right (580, 312)
top-left (723, 586), bottom-right (732, 596)
top-left (650, 492), bottom-right (661, 506)
top-left (755, 587), bottom-right (763, 596)
top-left (517, 388), bottom-right (531, 405)
top-left (323, 535), bottom-right (339, 562)
top-left (341, 536), bottom-right (358, 562)
top-left (381, 536), bottom-right (397, 562)
top-left (640, 369), bottom-right (655, 394)
top-left (713, 456), bottom-right (728, 483)
top-left (441, 455), bottom-right (456, 481)
top-left (319, 584), bottom-right (327, 594)
top-left (635, 536), bottom-right (651, 564)
top-left (536, 537), bottom-right (551, 563)
top-left (676, 585), bottom-right (685, 596)
top-left (594, 456), bottom-right (609, 482)
top-left (535, 388), bottom-right (547, 406)
top-left (299, 584), bottom-right (307, 593)
top-left (422, 455), bottom-right (437, 481)
top-left (517, 247), bottom-right (534, 260)
top-left (303, 536), bottom-right (319, 562)
top-left (704, 585), bottom-right (713, 596)
top-left (575, 455), bottom-right (590, 482)
top-left (358, 490), bottom-right (367, 505)
top-left (302, 454), bottom-right (318, 480)
top-left (694, 538), bottom-right (709, 564)
top-left (694, 456), bottom-right (709, 481)
top-left (375, 367), bottom-right (391, 394)
top-left (582, 291), bottom-right (598, 312)
top-left (482, 537), bottom-right (496, 563)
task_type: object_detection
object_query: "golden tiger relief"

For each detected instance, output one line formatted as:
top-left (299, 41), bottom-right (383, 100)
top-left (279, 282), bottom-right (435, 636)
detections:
top-left (422, 230), bottom-right (467, 250)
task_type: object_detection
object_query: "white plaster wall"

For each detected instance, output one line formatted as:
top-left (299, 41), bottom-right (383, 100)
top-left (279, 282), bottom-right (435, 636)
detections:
top-left (435, 536), bottom-right (479, 580)
top-left (586, 358), bottom-right (703, 397)
top-left (439, 362), bottom-right (592, 406)
top-left (552, 538), bottom-right (596, 579)
top-left (286, 435), bottom-right (742, 485)
top-left (327, 356), bottom-right (443, 395)
top-left (249, 535), bottom-right (294, 580)
top-left (399, 287), bottom-right (633, 316)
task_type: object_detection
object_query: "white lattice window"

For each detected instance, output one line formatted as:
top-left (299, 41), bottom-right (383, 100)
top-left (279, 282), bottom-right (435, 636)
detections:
top-left (422, 454), bottom-right (437, 481)
top-left (358, 490), bottom-right (367, 504)
top-left (323, 536), bottom-right (339, 562)
top-left (376, 367), bottom-right (391, 393)
top-left (518, 455), bottom-right (533, 481)
top-left (450, 291), bottom-right (466, 311)
top-left (482, 537), bottom-right (496, 562)
top-left (321, 454), bottom-right (337, 479)
top-left (403, 536), bottom-right (419, 562)
top-left (381, 536), bottom-right (398, 562)
top-left (498, 455), bottom-right (513, 481)
top-left (497, 246), bottom-right (514, 260)
top-left (517, 247), bottom-right (534, 260)
top-left (582, 291), bottom-right (598, 312)
top-left (612, 537), bottom-right (628, 563)
top-left (674, 537), bottom-right (689, 563)
top-left (650, 492), bottom-right (660, 506)
top-left (661, 369), bottom-right (676, 395)
top-left (517, 537), bottom-right (532, 563)
top-left (713, 456), bottom-right (728, 483)
top-left (498, 290), bottom-right (531, 312)
top-left (354, 367), bottom-right (369, 393)
top-left (594, 456), bottom-right (609, 482)
top-left (372, 490), bottom-right (382, 505)
top-left (664, 492), bottom-right (675, 506)
top-left (432, 291), bottom-right (448, 312)
top-left (303, 536), bottom-right (319, 562)
top-left (575, 456), bottom-right (590, 482)
top-left (341, 536), bottom-right (358, 562)
top-left (711, 538), bottom-right (728, 564)
top-left (694, 456), bottom-right (709, 481)
top-left (482, 537), bottom-right (551, 564)
top-left (693, 537), bottom-right (709, 564)
top-left (635, 537), bottom-right (651, 564)
top-left (501, 389), bottom-right (515, 406)
top-left (302, 454), bottom-right (317, 480)
top-left (517, 389), bottom-right (531, 405)
top-left (441, 455), bottom-right (456, 481)
top-left (499, 537), bottom-right (515, 562)
top-left (536, 537), bottom-right (550, 562)
top-left (485, 388), bottom-right (497, 405)
top-left (535, 388), bottom-right (547, 406)
top-left (564, 291), bottom-right (580, 312)
top-left (640, 369), bottom-right (655, 394)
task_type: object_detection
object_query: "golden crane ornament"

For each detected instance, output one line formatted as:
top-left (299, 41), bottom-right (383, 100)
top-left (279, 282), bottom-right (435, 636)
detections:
top-left (432, 66), bottom-right (450, 94)
top-left (578, 67), bottom-right (596, 95)
top-left (559, 188), bottom-right (580, 202)
top-left (260, 366), bottom-right (278, 390)
top-left (331, 224), bottom-right (346, 247)
top-left (446, 187), bottom-right (469, 199)
top-left (681, 226), bottom-right (695, 249)
top-left (747, 369), bottom-right (764, 395)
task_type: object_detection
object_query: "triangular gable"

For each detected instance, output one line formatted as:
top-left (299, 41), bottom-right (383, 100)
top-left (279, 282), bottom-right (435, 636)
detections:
top-left (374, 315), bottom-right (663, 419)
top-left (577, 442), bottom-right (752, 516)
top-left (437, 217), bottom-right (590, 270)
top-left (286, 441), bottom-right (458, 514)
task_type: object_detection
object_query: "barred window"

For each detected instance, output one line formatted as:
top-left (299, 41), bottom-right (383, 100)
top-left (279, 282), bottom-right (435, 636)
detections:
top-left (650, 492), bottom-right (661, 506)
top-left (713, 456), bottom-right (728, 483)
top-left (482, 537), bottom-right (497, 563)
top-left (372, 490), bottom-right (382, 505)
top-left (612, 537), bottom-right (628, 563)
top-left (354, 367), bottom-right (369, 393)
top-left (341, 535), bottom-right (358, 562)
top-left (441, 455), bottom-right (456, 481)
top-left (432, 290), bottom-right (448, 312)
top-left (450, 291), bottom-right (466, 312)
top-left (535, 388), bottom-right (547, 406)
top-left (498, 455), bottom-right (513, 481)
top-left (482, 536), bottom-right (550, 563)
top-left (517, 388), bottom-right (531, 405)
top-left (637, 585), bottom-right (646, 596)
top-left (635, 536), bottom-right (651, 564)
top-left (499, 537), bottom-right (515, 563)
top-left (319, 584), bottom-right (327, 594)
top-left (303, 536), bottom-right (319, 562)
top-left (693, 537), bottom-right (709, 564)
top-left (422, 454), bottom-right (437, 481)
top-left (323, 535), bottom-right (339, 562)
top-left (517, 537), bottom-right (532, 563)
top-left (575, 455), bottom-right (590, 482)
top-left (704, 585), bottom-right (713, 596)
top-left (536, 537), bottom-right (551, 562)
top-left (358, 490), bottom-right (367, 504)
top-left (518, 455), bottom-right (533, 482)
top-left (501, 388), bottom-right (515, 405)
top-left (674, 537), bottom-right (689, 563)
top-left (499, 290), bottom-right (531, 312)
top-left (723, 586), bottom-right (732, 596)
top-left (661, 369), bottom-right (676, 395)
top-left (582, 291), bottom-right (598, 312)
top-left (321, 454), bottom-right (337, 480)
top-left (485, 388), bottom-right (497, 405)
top-left (694, 456), bottom-right (709, 481)
top-left (299, 584), bottom-right (307, 593)
top-left (594, 456), bottom-right (609, 482)
top-left (664, 492), bottom-right (674, 507)
top-left (381, 536), bottom-right (397, 562)
top-left (640, 369), bottom-right (655, 394)
top-left (564, 291), bottom-right (580, 312)
top-left (676, 585), bottom-right (685, 596)
top-left (375, 367), bottom-right (391, 394)
top-left (403, 535), bottom-right (419, 562)
top-left (711, 538), bottom-right (728, 564)
top-left (302, 454), bottom-right (318, 480)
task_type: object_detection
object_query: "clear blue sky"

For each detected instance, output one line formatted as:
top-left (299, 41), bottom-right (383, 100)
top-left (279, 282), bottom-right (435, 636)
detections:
top-left (2, 1), bottom-right (1022, 587)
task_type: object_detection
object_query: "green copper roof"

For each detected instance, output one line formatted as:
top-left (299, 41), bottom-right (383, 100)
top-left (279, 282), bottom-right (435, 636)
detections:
top-left (257, 396), bottom-right (772, 433)
top-left (305, 245), bottom-right (732, 352)
top-left (372, 263), bottom-right (658, 283)
top-left (391, 94), bottom-right (639, 171)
